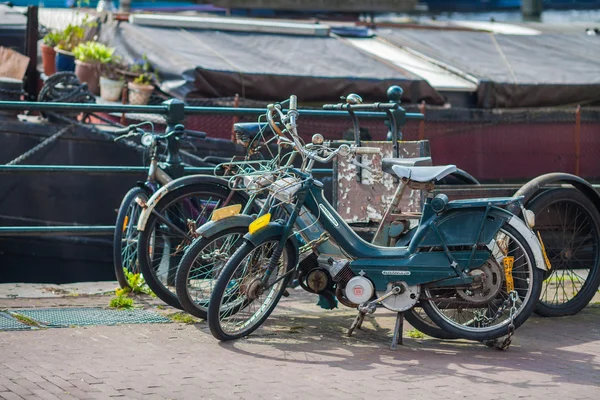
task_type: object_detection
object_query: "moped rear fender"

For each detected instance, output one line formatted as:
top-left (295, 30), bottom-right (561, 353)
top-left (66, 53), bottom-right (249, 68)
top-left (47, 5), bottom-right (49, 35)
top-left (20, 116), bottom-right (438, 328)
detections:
top-left (414, 206), bottom-right (546, 271)
top-left (136, 175), bottom-right (249, 231)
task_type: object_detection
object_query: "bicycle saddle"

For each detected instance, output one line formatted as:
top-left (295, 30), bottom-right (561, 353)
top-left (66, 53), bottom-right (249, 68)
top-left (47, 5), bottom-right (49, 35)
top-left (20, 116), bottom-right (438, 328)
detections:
top-left (391, 164), bottom-right (457, 182)
top-left (381, 157), bottom-right (432, 175)
top-left (234, 122), bottom-right (282, 144)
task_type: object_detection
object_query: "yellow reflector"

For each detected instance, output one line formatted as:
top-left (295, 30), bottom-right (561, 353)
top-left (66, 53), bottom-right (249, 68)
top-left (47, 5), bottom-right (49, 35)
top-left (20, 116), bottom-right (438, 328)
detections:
top-left (503, 256), bottom-right (515, 292)
top-left (122, 215), bottom-right (129, 233)
top-left (537, 231), bottom-right (552, 270)
top-left (211, 204), bottom-right (242, 222)
top-left (248, 213), bottom-right (271, 234)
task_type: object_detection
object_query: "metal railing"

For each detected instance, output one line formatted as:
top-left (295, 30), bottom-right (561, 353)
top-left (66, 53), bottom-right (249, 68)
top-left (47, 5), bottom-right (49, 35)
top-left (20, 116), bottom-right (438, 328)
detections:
top-left (0, 93), bottom-right (423, 237)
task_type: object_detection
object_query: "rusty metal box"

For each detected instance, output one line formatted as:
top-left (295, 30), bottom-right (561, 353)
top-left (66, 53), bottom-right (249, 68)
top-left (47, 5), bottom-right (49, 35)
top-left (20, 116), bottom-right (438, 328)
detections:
top-left (333, 140), bottom-right (431, 224)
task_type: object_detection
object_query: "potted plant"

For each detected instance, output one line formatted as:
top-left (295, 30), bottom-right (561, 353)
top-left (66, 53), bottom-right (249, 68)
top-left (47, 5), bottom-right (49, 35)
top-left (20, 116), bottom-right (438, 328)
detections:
top-left (73, 41), bottom-right (115, 95)
top-left (41, 31), bottom-right (61, 76)
top-left (54, 15), bottom-right (96, 72)
top-left (99, 60), bottom-right (124, 102)
top-left (54, 23), bottom-right (85, 72)
top-left (127, 73), bottom-right (154, 105)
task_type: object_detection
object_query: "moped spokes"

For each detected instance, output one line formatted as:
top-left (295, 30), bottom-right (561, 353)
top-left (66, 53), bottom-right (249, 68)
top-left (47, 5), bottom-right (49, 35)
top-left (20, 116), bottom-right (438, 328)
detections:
top-left (421, 226), bottom-right (542, 341)
top-left (215, 240), bottom-right (290, 337)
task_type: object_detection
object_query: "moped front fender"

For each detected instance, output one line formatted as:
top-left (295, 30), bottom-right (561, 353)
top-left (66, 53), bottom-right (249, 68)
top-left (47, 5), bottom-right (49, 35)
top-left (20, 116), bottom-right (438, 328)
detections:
top-left (196, 214), bottom-right (255, 238)
top-left (242, 222), bottom-right (300, 266)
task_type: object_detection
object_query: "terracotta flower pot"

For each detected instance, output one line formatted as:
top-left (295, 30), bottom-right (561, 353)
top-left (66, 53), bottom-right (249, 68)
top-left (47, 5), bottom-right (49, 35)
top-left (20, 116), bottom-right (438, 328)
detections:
top-left (40, 43), bottom-right (56, 77)
top-left (75, 60), bottom-right (100, 95)
top-left (127, 81), bottom-right (154, 105)
top-left (100, 76), bottom-right (123, 102)
top-left (54, 47), bottom-right (76, 72)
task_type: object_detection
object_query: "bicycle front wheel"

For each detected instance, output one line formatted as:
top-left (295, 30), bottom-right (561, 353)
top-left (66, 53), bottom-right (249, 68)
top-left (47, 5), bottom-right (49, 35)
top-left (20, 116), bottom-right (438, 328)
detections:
top-left (175, 226), bottom-right (247, 319)
top-left (207, 237), bottom-right (297, 341)
top-left (113, 187), bottom-right (148, 289)
top-left (137, 183), bottom-right (249, 309)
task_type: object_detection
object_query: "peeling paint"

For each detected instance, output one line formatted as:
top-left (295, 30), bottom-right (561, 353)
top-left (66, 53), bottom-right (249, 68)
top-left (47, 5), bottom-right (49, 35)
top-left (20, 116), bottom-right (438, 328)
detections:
top-left (335, 141), bottom-right (429, 224)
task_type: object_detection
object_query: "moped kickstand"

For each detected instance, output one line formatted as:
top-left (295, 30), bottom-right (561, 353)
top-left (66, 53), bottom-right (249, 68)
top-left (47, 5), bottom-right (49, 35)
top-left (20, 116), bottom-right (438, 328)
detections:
top-left (347, 286), bottom-right (405, 350)
top-left (390, 312), bottom-right (404, 350)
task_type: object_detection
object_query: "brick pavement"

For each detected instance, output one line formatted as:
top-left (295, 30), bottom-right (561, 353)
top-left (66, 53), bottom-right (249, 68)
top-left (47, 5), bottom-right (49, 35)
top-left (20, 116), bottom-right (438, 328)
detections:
top-left (0, 289), bottom-right (599, 400)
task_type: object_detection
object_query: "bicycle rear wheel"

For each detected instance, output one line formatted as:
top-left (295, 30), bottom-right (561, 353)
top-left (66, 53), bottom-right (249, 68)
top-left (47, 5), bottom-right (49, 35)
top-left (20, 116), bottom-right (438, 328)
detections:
top-left (529, 188), bottom-right (600, 317)
top-left (137, 183), bottom-right (249, 309)
top-left (113, 187), bottom-right (148, 289)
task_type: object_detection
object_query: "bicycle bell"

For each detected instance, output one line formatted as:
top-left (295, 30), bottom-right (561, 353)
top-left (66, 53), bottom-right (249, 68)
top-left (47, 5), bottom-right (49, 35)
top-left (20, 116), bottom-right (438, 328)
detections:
top-left (312, 133), bottom-right (324, 145)
top-left (345, 93), bottom-right (363, 105)
top-left (141, 133), bottom-right (154, 147)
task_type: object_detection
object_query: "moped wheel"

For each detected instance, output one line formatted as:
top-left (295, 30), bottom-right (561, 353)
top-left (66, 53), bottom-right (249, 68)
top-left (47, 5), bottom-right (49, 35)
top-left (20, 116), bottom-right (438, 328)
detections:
top-left (404, 307), bottom-right (459, 340)
top-left (207, 237), bottom-right (297, 341)
top-left (421, 224), bottom-right (544, 342)
top-left (137, 184), bottom-right (248, 309)
top-left (528, 188), bottom-right (600, 317)
top-left (113, 187), bottom-right (148, 289)
top-left (175, 226), bottom-right (247, 319)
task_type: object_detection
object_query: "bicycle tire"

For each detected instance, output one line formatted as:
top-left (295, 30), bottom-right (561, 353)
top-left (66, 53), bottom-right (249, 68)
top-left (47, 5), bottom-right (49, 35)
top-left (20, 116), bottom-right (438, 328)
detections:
top-left (529, 188), bottom-right (600, 317)
top-left (137, 183), bottom-right (250, 309)
top-left (175, 226), bottom-right (248, 319)
top-left (113, 187), bottom-right (149, 289)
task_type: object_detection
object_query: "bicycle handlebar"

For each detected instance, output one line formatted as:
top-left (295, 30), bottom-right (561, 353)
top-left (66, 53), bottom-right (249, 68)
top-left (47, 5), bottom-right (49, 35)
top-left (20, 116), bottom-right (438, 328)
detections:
top-left (182, 130), bottom-right (207, 140)
top-left (321, 102), bottom-right (399, 111)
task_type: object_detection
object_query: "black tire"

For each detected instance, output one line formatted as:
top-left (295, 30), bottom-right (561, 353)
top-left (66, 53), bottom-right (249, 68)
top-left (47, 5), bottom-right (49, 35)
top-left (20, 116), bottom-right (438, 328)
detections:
top-left (207, 236), bottom-right (297, 341)
top-left (404, 307), bottom-right (459, 340)
top-left (175, 226), bottom-right (247, 319)
top-left (528, 188), bottom-right (600, 317)
top-left (113, 187), bottom-right (149, 289)
top-left (137, 183), bottom-right (249, 309)
top-left (421, 224), bottom-right (544, 341)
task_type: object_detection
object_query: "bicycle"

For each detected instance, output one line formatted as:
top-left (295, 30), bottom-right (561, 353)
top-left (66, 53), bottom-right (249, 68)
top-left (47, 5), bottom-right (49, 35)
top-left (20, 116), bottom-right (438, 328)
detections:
top-left (131, 117), bottom-right (285, 308)
top-left (112, 121), bottom-right (209, 290)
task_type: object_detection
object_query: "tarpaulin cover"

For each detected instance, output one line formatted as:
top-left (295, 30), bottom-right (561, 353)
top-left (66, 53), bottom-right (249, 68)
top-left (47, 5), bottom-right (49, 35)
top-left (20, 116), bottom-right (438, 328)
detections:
top-left (379, 28), bottom-right (600, 108)
top-left (100, 21), bottom-right (445, 104)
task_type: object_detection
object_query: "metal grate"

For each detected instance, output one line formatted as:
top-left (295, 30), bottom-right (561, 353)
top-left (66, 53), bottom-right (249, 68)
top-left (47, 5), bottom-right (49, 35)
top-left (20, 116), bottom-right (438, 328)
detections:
top-left (11, 308), bottom-right (171, 328)
top-left (0, 311), bottom-right (33, 331)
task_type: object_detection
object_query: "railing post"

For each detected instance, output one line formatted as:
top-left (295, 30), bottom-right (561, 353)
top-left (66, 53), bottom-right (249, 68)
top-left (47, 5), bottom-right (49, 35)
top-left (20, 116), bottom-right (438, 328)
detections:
top-left (385, 85), bottom-right (405, 158)
top-left (575, 105), bottom-right (581, 176)
top-left (418, 101), bottom-right (426, 141)
top-left (24, 6), bottom-right (39, 101)
top-left (231, 93), bottom-right (240, 143)
top-left (163, 99), bottom-right (186, 177)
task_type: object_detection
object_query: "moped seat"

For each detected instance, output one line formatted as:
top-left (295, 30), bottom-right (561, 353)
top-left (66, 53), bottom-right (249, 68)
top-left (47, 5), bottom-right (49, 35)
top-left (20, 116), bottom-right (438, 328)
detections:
top-left (381, 157), bottom-right (432, 175)
top-left (391, 164), bottom-right (457, 182)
